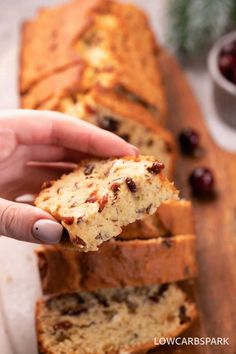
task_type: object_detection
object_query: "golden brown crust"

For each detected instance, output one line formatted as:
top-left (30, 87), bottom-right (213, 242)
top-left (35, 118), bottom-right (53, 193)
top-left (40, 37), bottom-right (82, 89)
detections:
top-left (20, 0), bottom-right (167, 124)
top-left (21, 64), bottom-right (85, 109)
top-left (20, 0), bottom-right (105, 93)
top-left (36, 235), bottom-right (197, 294)
top-left (158, 200), bottom-right (195, 236)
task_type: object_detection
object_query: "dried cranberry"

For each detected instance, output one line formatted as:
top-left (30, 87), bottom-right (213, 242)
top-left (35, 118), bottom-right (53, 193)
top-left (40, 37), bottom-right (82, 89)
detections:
top-left (119, 133), bottom-right (130, 142)
top-left (62, 216), bottom-right (74, 225)
top-left (147, 139), bottom-right (154, 147)
top-left (125, 177), bottom-right (137, 193)
top-left (179, 305), bottom-right (190, 324)
top-left (110, 182), bottom-right (120, 193)
top-left (53, 321), bottom-right (73, 331)
top-left (92, 292), bottom-right (109, 307)
top-left (98, 194), bottom-right (108, 212)
top-left (84, 164), bottom-right (94, 175)
top-left (189, 167), bottom-right (215, 197)
top-left (84, 104), bottom-right (97, 115)
top-left (149, 284), bottom-right (168, 303)
top-left (147, 161), bottom-right (165, 174)
top-left (99, 117), bottom-right (119, 132)
top-left (85, 190), bottom-right (97, 203)
top-left (179, 128), bottom-right (200, 155)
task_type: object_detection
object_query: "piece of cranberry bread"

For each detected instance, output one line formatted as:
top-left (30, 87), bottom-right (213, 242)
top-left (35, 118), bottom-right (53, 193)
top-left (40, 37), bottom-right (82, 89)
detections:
top-left (20, 0), bottom-right (167, 125)
top-left (35, 156), bottom-right (178, 251)
top-left (36, 283), bottom-right (197, 354)
top-left (36, 235), bottom-right (197, 295)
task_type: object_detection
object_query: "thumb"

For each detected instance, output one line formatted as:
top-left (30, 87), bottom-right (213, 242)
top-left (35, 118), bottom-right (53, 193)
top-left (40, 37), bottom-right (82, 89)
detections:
top-left (0, 198), bottom-right (63, 244)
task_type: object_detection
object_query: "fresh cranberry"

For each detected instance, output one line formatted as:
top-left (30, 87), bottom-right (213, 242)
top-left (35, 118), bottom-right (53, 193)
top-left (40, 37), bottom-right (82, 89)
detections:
top-left (189, 167), bottom-right (215, 197)
top-left (218, 40), bottom-right (236, 85)
top-left (178, 128), bottom-right (200, 155)
top-left (219, 54), bottom-right (236, 82)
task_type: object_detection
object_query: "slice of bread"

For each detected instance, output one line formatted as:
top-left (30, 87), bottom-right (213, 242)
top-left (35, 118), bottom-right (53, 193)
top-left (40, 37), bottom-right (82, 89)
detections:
top-left (36, 235), bottom-right (197, 295)
top-left (35, 156), bottom-right (178, 251)
top-left (58, 90), bottom-right (175, 179)
top-left (36, 283), bottom-right (197, 354)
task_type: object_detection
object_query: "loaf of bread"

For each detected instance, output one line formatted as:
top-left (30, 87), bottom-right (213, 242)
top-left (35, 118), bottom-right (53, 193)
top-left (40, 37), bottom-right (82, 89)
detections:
top-left (36, 235), bottom-right (197, 295)
top-left (36, 283), bottom-right (197, 354)
top-left (35, 156), bottom-right (178, 251)
top-left (20, 0), bottom-right (167, 125)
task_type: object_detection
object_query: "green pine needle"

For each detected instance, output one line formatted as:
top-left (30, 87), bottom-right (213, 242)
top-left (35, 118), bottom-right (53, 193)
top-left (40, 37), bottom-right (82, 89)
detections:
top-left (167, 0), bottom-right (236, 56)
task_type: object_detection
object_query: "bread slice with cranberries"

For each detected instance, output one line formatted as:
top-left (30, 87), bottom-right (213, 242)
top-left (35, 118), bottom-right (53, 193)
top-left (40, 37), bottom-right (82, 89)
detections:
top-left (36, 283), bottom-right (197, 354)
top-left (35, 156), bottom-right (178, 252)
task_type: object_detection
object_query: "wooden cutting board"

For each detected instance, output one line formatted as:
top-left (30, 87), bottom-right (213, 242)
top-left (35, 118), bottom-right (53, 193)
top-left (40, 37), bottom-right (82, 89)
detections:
top-left (153, 50), bottom-right (236, 354)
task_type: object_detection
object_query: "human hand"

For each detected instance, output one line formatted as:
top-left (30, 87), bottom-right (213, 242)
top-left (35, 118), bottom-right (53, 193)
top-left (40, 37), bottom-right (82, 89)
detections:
top-left (0, 109), bottom-right (138, 244)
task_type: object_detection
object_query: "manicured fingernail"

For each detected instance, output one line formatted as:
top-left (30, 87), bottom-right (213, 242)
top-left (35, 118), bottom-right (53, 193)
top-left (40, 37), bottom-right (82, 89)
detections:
top-left (129, 144), bottom-right (140, 156)
top-left (32, 220), bottom-right (63, 244)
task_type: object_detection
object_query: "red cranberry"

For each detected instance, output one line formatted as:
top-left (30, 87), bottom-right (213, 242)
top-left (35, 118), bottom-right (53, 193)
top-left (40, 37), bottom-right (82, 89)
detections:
top-left (219, 54), bottom-right (236, 83)
top-left (125, 177), bottom-right (137, 193)
top-left (219, 41), bottom-right (236, 85)
top-left (99, 117), bottom-right (119, 132)
top-left (179, 128), bottom-right (200, 155)
top-left (189, 167), bottom-right (215, 197)
top-left (147, 161), bottom-right (165, 174)
top-left (62, 216), bottom-right (74, 225)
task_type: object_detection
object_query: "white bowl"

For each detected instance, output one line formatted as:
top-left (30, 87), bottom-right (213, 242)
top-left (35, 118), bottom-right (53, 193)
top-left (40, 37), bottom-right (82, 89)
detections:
top-left (208, 31), bottom-right (236, 127)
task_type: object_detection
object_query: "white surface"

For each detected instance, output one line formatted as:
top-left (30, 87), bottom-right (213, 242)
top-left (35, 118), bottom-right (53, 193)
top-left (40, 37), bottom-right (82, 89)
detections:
top-left (0, 1), bottom-right (236, 354)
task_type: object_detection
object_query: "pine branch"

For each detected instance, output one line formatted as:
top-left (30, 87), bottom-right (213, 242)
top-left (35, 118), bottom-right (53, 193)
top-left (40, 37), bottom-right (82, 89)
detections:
top-left (167, 0), bottom-right (236, 57)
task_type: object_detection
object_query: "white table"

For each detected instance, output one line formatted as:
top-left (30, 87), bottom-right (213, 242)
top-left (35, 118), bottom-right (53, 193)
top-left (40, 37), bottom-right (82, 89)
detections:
top-left (0, 1), bottom-right (236, 353)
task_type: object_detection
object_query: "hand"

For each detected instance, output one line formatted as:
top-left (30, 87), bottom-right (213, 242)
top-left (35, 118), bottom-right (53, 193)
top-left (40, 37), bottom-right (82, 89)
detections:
top-left (0, 109), bottom-right (138, 244)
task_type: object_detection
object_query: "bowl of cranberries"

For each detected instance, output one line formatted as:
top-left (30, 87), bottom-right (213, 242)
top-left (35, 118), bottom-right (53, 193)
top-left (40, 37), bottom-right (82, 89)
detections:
top-left (208, 31), bottom-right (236, 126)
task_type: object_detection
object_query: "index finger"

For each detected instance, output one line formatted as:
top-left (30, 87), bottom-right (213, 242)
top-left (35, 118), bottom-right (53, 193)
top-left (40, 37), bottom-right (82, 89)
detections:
top-left (0, 109), bottom-right (138, 157)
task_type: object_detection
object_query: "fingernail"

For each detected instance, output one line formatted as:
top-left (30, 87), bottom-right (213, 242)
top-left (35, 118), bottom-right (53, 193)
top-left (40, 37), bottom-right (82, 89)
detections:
top-left (32, 220), bottom-right (63, 244)
top-left (129, 144), bottom-right (140, 156)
